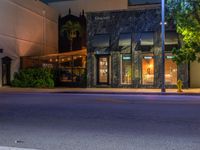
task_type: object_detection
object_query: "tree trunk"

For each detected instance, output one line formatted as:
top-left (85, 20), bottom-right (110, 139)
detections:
top-left (70, 39), bottom-right (73, 51)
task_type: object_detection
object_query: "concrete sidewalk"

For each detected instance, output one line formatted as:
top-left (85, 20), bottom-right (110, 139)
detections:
top-left (0, 87), bottom-right (200, 95)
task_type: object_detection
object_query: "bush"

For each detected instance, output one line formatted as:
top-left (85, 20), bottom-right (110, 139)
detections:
top-left (11, 68), bottom-right (54, 88)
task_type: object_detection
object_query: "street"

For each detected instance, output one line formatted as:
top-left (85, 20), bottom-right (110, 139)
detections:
top-left (0, 93), bottom-right (200, 150)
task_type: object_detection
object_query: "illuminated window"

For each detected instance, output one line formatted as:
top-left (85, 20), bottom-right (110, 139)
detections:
top-left (59, 55), bottom-right (86, 83)
top-left (142, 56), bottom-right (154, 85)
top-left (121, 54), bottom-right (132, 84)
top-left (165, 56), bottom-right (177, 85)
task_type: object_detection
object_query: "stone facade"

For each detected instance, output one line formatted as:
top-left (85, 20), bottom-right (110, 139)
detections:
top-left (87, 8), bottom-right (188, 88)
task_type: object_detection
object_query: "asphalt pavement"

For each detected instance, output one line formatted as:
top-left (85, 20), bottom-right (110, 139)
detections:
top-left (0, 93), bottom-right (200, 150)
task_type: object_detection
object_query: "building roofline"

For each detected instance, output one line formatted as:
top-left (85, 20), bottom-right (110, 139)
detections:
top-left (86, 4), bottom-right (161, 15)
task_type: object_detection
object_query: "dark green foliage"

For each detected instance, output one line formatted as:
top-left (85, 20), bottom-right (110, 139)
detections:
top-left (79, 70), bottom-right (87, 87)
top-left (167, 0), bottom-right (200, 64)
top-left (11, 68), bottom-right (54, 88)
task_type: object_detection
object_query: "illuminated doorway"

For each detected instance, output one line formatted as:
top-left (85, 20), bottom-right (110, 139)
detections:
top-left (97, 56), bottom-right (109, 85)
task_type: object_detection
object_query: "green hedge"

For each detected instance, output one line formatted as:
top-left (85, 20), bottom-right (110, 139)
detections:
top-left (11, 68), bottom-right (54, 88)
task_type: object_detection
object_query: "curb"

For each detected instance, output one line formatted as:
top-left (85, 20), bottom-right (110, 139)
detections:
top-left (54, 91), bottom-right (200, 96)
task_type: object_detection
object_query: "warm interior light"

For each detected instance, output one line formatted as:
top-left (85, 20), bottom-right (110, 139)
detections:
top-left (149, 64), bottom-right (153, 68)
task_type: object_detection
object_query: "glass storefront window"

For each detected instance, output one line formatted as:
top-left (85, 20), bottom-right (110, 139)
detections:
top-left (59, 56), bottom-right (72, 68)
top-left (142, 57), bottom-right (154, 85)
top-left (73, 56), bottom-right (86, 68)
top-left (59, 55), bottom-right (86, 83)
top-left (121, 54), bottom-right (132, 84)
top-left (60, 69), bottom-right (73, 82)
top-left (165, 57), bottom-right (177, 85)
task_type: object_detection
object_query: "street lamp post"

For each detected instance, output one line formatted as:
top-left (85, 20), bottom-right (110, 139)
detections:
top-left (161, 0), bottom-right (166, 92)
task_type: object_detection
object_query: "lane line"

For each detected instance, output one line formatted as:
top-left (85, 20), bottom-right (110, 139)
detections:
top-left (0, 146), bottom-right (40, 150)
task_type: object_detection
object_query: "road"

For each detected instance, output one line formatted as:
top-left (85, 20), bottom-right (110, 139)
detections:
top-left (0, 93), bottom-right (200, 150)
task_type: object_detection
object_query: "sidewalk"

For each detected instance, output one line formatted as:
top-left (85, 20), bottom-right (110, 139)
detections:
top-left (0, 87), bottom-right (200, 95)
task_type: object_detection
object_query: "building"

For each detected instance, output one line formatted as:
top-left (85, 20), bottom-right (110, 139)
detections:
top-left (1, 0), bottom-right (200, 88)
top-left (46, 0), bottom-right (188, 88)
top-left (86, 8), bottom-right (188, 88)
top-left (0, 0), bottom-right (58, 87)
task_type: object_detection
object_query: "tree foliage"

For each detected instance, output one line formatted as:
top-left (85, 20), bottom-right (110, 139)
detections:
top-left (167, 0), bottom-right (200, 64)
top-left (61, 21), bottom-right (83, 50)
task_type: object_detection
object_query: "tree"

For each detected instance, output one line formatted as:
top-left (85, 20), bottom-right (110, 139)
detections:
top-left (167, 0), bottom-right (200, 64)
top-left (61, 21), bottom-right (83, 51)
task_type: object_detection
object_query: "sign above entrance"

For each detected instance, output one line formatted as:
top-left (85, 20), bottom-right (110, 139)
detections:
top-left (123, 56), bottom-right (131, 60)
top-left (166, 56), bottom-right (174, 59)
top-left (95, 16), bottom-right (110, 21)
top-left (144, 56), bottom-right (153, 59)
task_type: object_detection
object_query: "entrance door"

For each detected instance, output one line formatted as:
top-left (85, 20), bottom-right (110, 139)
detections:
top-left (2, 57), bottom-right (12, 86)
top-left (97, 56), bottom-right (109, 85)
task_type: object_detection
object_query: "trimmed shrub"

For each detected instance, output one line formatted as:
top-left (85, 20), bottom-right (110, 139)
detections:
top-left (11, 68), bottom-right (54, 88)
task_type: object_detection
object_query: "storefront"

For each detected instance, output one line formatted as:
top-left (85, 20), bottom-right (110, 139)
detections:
top-left (87, 8), bottom-right (189, 88)
top-left (21, 49), bottom-right (87, 87)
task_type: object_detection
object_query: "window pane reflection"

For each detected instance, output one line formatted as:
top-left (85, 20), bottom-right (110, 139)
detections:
top-left (59, 55), bottom-right (86, 83)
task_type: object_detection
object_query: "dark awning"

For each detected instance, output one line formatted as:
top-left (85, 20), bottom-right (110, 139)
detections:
top-left (165, 32), bottom-right (178, 45)
top-left (140, 32), bottom-right (154, 46)
top-left (92, 34), bottom-right (110, 47)
top-left (119, 33), bottom-right (132, 46)
top-left (94, 47), bottom-right (110, 54)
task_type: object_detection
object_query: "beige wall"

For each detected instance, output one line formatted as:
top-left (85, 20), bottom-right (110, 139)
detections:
top-left (0, 0), bottom-right (58, 87)
top-left (49, 0), bottom-right (128, 16)
top-left (190, 61), bottom-right (200, 88)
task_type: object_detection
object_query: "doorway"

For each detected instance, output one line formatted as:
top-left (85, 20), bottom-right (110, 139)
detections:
top-left (97, 55), bottom-right (109, 85)
top-left (2, 56), bottom-right (12, 86)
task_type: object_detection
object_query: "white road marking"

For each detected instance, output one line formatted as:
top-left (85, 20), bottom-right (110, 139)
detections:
top-left (0, 146), bottom-right (39, 150)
